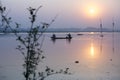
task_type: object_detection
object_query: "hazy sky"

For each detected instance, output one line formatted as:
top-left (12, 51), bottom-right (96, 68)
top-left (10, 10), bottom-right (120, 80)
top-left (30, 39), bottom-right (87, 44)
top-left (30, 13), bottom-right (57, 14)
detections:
top-left (1, 0), bottom-right (120, 29)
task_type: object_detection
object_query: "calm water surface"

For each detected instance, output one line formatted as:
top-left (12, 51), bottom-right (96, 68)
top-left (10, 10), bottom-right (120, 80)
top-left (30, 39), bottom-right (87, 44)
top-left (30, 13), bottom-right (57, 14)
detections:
top-left (0, 32), bottom-right (120, 80)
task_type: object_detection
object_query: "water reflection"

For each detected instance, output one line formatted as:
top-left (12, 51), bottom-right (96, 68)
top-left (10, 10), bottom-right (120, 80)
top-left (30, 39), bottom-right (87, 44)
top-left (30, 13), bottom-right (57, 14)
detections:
top-left (100, 35), bottom-right (103, 54)
top-left (88, 35), bottom-right (99, 59)
top-left (90, 43), bottom-right (95, 57)
top-left (66, 39), bottom-right (71, 44)
top-left (90, 32), bottom-right (94, 34)
top-left (51, 38), bottom-right (56, 44)
top-left (0, 33), bottom-right (120, 80)
top-left (112, 31), bottom-right (115, 54)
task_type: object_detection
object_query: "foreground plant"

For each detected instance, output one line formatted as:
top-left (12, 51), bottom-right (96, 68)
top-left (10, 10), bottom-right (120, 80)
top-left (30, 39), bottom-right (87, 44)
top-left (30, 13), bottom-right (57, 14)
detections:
top-left (0, 2), bottom-right (71, 80)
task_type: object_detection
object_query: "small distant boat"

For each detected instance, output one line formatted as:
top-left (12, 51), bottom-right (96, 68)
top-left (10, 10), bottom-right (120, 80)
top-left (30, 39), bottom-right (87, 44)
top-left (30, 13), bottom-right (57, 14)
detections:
top-left (100, 34), bottom-right (104, 37)
top-left (77, 34), bottom-right (83, 36)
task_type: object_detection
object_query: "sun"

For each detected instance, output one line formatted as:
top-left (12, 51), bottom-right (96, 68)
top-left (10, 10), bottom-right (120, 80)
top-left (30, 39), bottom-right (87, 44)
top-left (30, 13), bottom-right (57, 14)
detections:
top-left (88, 7), bottom-right (97, 17)
top-left (83, 4), bottom-right (101, 18)
top-left (89, 8), bottom-right (95, 14)
top-left (77, 2), bottom-right (103, 19)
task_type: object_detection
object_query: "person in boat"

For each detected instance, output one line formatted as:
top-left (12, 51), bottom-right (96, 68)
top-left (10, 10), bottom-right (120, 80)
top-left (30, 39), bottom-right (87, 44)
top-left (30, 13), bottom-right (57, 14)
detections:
top-left (52, 34), bottom-right (56, 39)
top-left (67, 33), bottom-right (72, 39)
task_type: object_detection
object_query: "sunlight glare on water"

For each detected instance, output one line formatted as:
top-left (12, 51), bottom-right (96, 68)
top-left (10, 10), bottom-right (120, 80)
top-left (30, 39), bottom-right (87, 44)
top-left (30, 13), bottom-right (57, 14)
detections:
top-left (90, 43), bottom-right (95, 57)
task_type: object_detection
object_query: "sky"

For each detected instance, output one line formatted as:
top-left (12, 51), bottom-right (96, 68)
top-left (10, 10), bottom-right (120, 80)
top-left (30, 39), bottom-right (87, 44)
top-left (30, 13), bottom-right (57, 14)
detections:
top-left (1, 0), bottom-right (120, 29)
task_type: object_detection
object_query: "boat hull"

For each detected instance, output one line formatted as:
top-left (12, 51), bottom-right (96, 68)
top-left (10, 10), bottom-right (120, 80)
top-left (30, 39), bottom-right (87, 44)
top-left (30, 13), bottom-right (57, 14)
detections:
top-left (51, 37), bottom-right (72, 39)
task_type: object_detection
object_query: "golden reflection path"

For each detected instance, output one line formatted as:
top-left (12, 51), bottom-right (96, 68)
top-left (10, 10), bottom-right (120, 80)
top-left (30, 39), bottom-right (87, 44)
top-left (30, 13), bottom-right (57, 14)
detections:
top-left (87, 37), bottom-right (99, 59)
top-left (90, 43), bottom-right (95, 57)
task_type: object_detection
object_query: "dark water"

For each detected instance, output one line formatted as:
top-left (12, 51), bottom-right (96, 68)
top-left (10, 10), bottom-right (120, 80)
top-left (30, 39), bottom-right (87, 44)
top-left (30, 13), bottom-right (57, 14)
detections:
top-left (0, 32), bottom-right (120, 80)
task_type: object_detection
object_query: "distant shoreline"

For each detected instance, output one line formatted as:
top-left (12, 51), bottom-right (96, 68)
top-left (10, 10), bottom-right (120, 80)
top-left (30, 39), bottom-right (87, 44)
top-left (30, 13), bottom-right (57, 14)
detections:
top-left (0, 31), bottom-right (120, 34)
top-left (1, 27), bottom-right (120, 33)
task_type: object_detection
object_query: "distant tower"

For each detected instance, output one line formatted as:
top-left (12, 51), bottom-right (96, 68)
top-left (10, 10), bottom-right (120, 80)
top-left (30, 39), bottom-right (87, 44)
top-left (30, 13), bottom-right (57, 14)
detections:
top-left (100, 19), bottom-right (104, 37)
top-left (112, 18), bottom-right (115, 53)
top-left (112, 19), bottom-right (115, 32)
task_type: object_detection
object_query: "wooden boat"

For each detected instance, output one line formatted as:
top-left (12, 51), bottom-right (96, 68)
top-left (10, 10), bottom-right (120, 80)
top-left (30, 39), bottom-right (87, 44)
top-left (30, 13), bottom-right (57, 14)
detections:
top-left (51, 33), bottom-right (72, 40)
top-left (51, 36), bottom-right (72, 40)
